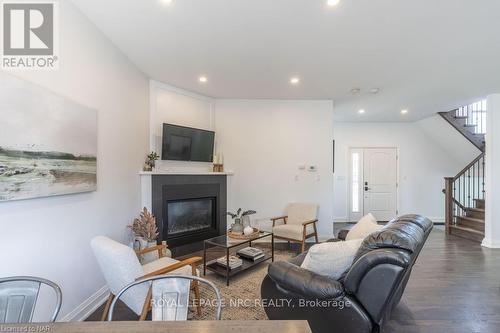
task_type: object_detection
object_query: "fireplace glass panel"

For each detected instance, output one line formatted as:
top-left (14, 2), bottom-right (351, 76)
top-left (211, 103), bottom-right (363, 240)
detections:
top-left (167, 198), bottom-right (215, 236)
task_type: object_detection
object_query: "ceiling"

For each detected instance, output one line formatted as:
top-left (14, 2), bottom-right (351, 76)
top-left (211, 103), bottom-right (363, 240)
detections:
top-left (70, 0), bottom-right (500, 121)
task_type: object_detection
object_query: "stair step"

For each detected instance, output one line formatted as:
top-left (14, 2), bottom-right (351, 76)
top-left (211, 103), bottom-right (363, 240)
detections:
top-left (465, 207), bottom-right (485, 219)
top-left (474, 199), bottom-right (485, 209)
top-left (439, 112), bottom-right (486, 151)
top-left (455, 216), bottom-right (485, 231)
top-left (449, 225), bottom-right (484, 242)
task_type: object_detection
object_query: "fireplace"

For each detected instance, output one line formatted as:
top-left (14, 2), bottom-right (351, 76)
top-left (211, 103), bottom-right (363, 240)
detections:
top-left (151, 175), bottom-right (227, 256)
top-left (166, 197), bottom-right (216, 237)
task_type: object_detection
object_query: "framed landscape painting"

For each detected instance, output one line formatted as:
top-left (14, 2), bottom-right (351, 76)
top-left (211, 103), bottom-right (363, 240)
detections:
top-left (0, 72), bottom-right (97, 202)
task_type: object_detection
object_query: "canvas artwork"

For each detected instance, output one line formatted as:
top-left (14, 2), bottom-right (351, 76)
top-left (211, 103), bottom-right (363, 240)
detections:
top-left (0, 72), bottom-right (97, 202)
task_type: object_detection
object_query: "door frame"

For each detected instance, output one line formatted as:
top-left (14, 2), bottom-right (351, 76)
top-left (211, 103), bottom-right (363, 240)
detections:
top-left (348, 147), bottom-right (400, 222)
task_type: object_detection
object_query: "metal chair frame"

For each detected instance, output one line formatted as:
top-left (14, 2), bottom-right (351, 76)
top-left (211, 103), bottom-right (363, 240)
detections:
top-left (0, 276), bottom-right (62, 323)
top-left (107, 275), bottom-right (222, 321)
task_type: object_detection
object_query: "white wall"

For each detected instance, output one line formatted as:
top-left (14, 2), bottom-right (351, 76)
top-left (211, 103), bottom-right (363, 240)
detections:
top-left (0, 1), bottom-right (149, 321)
top-left (149, 80), bottom-right (215, 172)
top-left (483, 94), bottom-right (500, 248)
top-left (215, 100), bottom-right (335, 237)
top-left (333, 121), bottom-right (467, 222)
top-left (416, 115), bottom-right (481, 166)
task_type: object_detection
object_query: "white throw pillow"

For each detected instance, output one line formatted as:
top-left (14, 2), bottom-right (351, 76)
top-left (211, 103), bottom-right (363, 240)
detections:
top-left (345, 213), bottom-right (382, 241)
top-left (300, 238), bottom-right (363, 280)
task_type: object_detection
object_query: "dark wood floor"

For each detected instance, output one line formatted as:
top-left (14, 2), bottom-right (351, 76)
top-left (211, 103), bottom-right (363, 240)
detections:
top-left (88, 228), bottom-right (500, 332)
top-left (386, 228), bottom-right (500, 333)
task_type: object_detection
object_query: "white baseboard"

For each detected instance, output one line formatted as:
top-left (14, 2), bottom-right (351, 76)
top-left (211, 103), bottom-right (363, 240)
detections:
top-left (61, 286), bottom-right (109, 322)
top-left (481, 238), bottom-right (500, 248)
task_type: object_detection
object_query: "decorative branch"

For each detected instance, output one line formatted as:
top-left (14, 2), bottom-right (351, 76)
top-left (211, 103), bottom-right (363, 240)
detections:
top-left (227, 208), bottom-right (257, 220)
top-left (128, 207), bottom-right (159, 242)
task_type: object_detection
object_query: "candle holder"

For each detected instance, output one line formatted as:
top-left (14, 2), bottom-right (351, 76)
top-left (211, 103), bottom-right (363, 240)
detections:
top-left (213, 163), bottom-right (224, 172)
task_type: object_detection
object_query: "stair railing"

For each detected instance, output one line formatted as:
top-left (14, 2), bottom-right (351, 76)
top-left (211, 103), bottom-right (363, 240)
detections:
top-left (444, 153), bottom-right (485, 234)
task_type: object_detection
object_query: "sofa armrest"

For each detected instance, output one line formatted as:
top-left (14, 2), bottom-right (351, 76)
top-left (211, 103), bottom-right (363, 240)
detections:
top-left (268, 261), bottom-right (345, 299)
top-left (337, 229), bottom-right (349, 241)
top-left (288, 252), bottom-right (307, 266)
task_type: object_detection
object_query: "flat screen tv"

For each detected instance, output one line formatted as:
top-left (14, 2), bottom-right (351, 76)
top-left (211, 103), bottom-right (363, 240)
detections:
top-left (162, 124), bottom-right (215, 162)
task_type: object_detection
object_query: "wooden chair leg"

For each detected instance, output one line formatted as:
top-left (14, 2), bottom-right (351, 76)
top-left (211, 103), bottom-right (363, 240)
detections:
top-left (101, 294), bottom-right (114, 321)
top-left (139, 287), bottom-right (152, 321)
top-left (313, 223), bottom-right (319, 243)
top-left (301, 226), bottom-right (307, 253)
top-left (191, 263), bottom-right (202, 316)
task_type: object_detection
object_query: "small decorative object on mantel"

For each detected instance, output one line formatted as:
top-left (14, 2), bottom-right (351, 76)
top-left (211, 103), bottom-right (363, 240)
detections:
top-left (128, 207), bottom-right (163, 263)
top-left (143, 151), bottom-right (159, 171)
top-left (227, 208), bottom-right (257, 237)
top-left (213, 153), bottom-right (224, 172)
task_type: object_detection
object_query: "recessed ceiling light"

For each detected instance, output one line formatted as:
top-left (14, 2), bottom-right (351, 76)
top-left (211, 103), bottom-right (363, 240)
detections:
top-left (358, 109), bottom-right (365, 114)
top-left (370, 88), bottom-right (380, 94)
top-left (161, 0), bottom-right (173, 5)
top-left (290, 77), bottom-right (300, 85)
top-left (350, 88), bottom-right (361, 95)
top-left (327, 0), bottom-right (340, 7)
top-left (199, 76), bottom-right (208, 83)
top-left (401, 109), bottom-right (408, 114)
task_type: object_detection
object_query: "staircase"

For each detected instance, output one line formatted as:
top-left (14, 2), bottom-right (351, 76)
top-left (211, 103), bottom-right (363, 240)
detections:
top-left (441, 100), bottom-right (486, 242)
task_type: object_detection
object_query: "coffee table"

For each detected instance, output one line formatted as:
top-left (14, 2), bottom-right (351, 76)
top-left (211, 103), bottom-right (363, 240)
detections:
top-left (203, 231), bottom-right (274, 286)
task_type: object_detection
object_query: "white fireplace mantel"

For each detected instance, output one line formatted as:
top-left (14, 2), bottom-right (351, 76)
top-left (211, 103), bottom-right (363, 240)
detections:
top-left (139, 170), bottom-right (234, 176)
top-left (139, 170), bottom-right (233, 211)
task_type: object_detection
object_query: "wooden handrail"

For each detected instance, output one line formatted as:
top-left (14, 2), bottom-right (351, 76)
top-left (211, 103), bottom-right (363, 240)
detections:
top-left (453, 152), bottom-right (485, 181)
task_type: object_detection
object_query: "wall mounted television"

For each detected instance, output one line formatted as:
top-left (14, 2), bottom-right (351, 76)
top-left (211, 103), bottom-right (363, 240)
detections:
top-left (162, 123), bottom-right (215, 162)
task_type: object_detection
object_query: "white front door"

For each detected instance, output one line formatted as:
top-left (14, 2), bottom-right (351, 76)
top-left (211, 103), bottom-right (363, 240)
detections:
top-left (349, 148), bottom-right (398, 222)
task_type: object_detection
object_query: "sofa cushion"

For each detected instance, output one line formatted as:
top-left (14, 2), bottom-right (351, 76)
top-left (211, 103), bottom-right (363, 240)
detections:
top-left (346, 213), bottom-right (383, 241)
top-left (273, 224), bottom-right (314, 240)
top-left (268, 261), bottom-right (345, 299)
top-left (300, 238), bottom-right (364, 280)
top-left (393, 214), bottom-right (433, 234)
top-left (142, 256), bottom-right (194, 276)
top-left (354, 218), bottom-right (425, 262)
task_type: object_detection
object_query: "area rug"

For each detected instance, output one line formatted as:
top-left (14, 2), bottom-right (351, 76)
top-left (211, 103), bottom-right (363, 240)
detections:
top-left (190, 247), bottom-right (297, 320)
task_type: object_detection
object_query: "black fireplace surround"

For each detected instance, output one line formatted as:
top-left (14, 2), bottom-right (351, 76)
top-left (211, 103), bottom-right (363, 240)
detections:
top-left (151, 175), bottom-right (227, 256)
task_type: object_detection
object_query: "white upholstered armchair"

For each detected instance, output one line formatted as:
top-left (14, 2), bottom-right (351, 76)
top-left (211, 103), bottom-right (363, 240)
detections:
top-left (90, 236), bottom-right (201, 320)
top-left (271, 203), bottom-right (319, 253)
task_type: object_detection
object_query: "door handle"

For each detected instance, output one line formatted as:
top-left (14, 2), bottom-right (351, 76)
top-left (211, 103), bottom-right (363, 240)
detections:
top-left (365, 187), bottom-right (370, 191)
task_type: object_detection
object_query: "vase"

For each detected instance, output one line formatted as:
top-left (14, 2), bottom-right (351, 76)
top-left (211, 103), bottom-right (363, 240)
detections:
top-left (242, 215), bottom-right (251, 228)
top-left (231, 218), bottom-right (244, 234)
top-left (136, 237), bottom-right (158, 264)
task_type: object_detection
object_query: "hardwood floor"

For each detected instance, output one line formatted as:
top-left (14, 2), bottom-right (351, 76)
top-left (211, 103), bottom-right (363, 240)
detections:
top-left (88, 228), bottom-right (500, 332)
top-left (385, 228), bottom-right (500, 332)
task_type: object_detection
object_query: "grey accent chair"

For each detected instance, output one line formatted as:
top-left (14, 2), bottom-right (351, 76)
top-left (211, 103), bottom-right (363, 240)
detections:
top-left (108, 275), bottom-right (222, 321)
top-left (0, 276), bottom-right (62, 323)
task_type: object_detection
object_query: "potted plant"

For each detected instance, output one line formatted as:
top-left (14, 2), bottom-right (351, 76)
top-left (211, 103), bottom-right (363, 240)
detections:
top-left (227, 209), bottom-right (257, 234)
top-left (128, 207), bottom-right (160, 262)
top-left (144, 151), bottom-right (160, 171)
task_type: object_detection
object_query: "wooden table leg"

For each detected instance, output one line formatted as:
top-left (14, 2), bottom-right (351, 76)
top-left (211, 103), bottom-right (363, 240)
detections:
top-left (271, 234), bottom-right (274, 262)
top-left (226, 248), bottom-right (230, 286)
top-left (203, 241), bottom-right (207, 276)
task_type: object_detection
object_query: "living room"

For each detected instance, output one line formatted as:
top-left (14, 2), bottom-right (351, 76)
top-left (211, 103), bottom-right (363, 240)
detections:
top-left (2, 1), bottom-right (500, 333)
